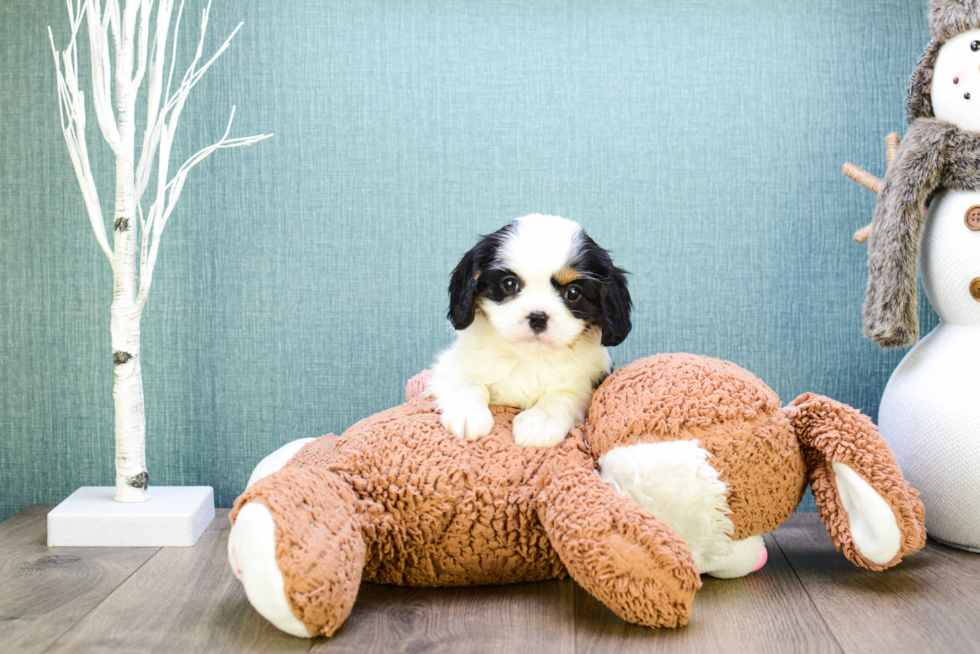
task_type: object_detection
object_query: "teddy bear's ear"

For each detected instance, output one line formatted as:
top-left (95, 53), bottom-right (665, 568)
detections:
top-left (405, 370), bottom-right (432, 402)
top-left (784, 394), bottom-right (927, 571)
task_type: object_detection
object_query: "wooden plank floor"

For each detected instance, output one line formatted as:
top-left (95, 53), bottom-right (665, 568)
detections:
top-left (1, 509), bottom-right (977, 654)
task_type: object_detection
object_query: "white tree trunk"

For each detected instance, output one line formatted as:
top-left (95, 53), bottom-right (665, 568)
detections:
top-left (110, 21), bottom-right (148, 503)
top-left (111, 309), bottom-right (147, 501)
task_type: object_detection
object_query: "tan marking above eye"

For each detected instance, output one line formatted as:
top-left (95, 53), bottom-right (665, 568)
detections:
top-left (554, 268), bottom-right (581, 286)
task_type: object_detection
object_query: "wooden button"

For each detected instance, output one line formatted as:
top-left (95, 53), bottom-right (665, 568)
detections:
top-left (966, 206), bottom-right (980, 231)
top-left (972, 278), bottom-right (980, 302)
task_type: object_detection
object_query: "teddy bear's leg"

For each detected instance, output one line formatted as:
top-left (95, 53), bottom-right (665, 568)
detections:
top-left (232, 436), bottom-right (320, 584)
top-left (599, 440), bottom-right (764, 577)
top-left (785, 393), bottom-right (927, 571)
top-left (537, 466), bottom-right (702, 628)
top-left (229, 466), bottom-right (366, 638)
top-left (245, 438), bottom-right (316, 489)
top-left (228, 502), bottom-right (311, 637)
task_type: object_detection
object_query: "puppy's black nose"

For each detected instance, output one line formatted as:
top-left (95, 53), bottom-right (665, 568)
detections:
top-left (527, 311), bottom-right (549, 334)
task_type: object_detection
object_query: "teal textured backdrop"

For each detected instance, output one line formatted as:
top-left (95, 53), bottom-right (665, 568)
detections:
top-left (0, 0), bottom-right (938, 520)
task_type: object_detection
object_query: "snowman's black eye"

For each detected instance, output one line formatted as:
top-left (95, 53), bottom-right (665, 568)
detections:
top-left (972, 40), bottom-right (980, 51)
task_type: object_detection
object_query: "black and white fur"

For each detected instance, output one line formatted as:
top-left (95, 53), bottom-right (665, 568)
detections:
top-left (428, 214), bottom-right (631, 448)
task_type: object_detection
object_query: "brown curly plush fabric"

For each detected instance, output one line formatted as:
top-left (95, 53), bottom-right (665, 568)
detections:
top-left (230, 355), bottom-right (926, 637)
top-left (588, 354), bottom-right (808, 539)
top-left (785, 393), bottom-right (928, 570)
top-left (231, 466), bottom-right (365, 636)
top-left (232, 386), bottom-right (699, 635)
top-left (537, 463), bottom-right (700, 627)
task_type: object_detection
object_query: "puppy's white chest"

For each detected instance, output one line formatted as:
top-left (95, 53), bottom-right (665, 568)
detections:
top-left (487, 381), bottom-right (536, 410)
top-left (485, 358), bottom-right (556, 409)
top-left (481, 342), bottom-right (608, 410)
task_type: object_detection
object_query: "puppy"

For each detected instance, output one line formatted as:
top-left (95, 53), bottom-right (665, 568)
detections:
top-left (428, 214), bottom-right (631, 448)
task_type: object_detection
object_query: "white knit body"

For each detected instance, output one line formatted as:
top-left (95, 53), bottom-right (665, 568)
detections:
top-left (878, 188), bottom-right (980, 551)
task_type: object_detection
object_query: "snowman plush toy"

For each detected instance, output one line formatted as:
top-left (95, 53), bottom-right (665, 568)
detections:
top-left (856, 0), bottom-right (980, 552)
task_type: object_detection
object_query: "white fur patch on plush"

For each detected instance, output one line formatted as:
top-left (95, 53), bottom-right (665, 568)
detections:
top-left (702, 535), bottom-right (765, 579)
top-left (228, 503), bottom-right (311, 638)
top-left (246, 438), bottom-right (315, 490)
top-left (832, 462), bottom-right (902, 565)
top-left (599, 440), bottom-right (735, 573)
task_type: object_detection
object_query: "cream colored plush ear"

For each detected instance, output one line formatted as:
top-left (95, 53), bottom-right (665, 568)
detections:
top-left (830, 462), bottom-right (902, 565)
top-left (784, 393), bottom-right (927, 571)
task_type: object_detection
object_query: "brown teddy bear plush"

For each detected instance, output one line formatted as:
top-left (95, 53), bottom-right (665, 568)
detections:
top-left (227, 354), bottom-right (926, 638)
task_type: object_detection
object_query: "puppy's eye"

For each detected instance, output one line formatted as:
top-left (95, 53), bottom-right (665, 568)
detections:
top-left (972, 40), bottom-right (980, 52)
top-left (501, 277), bottom-right (520, 294)
top-left (564, 286), bottom-right (581, 302)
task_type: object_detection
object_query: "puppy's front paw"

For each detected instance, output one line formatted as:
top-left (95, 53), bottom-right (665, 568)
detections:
top-left (440, 402), bottom-right (495, 442)
top-left (512, 407), bottom-right (572, 449)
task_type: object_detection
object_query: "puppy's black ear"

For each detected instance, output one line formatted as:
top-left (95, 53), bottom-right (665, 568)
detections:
top-left (448, 246), bottom-right (481, 330)
top-left (600, 264), bottom-right (632, 347)
top-left (447, 223), bottom-right (514, 331)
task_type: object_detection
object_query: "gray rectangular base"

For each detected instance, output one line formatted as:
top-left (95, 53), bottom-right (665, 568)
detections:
top-left (47, 486), bottom-right (215, 547)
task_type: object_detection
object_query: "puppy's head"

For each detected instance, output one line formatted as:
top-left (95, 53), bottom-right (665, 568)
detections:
top-left (447, 214), bottom-right (631, 348)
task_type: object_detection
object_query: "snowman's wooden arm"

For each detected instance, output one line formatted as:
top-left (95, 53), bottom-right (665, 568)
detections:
top-left (843, 133), bottom-right (901, 243)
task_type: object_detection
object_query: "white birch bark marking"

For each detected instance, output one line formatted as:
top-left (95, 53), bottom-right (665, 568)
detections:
top-left (49, 0), bottom-right (272, 502)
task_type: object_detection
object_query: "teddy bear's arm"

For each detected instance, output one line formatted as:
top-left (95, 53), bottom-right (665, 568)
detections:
top-left (536, 465), bottom-right (701, 628)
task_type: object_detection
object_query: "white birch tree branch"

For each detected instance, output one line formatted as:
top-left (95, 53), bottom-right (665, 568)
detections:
top-left (134, 0), bottom-right (181, 207)
top-left (137, 108), bottom-right (271, 309)
top-left (129, 0), bottom-right (153, 92)
top-left (134, 0), bottom-right (272, 309)
top-left (48, 9), bottom-right (114, 260)
top-left (84, 0), bottom-right (122, 154)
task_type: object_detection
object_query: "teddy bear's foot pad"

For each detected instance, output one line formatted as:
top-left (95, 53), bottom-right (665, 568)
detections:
top-left (702, 535), bottom-right (767, 579)
top-left (228, 503), bottom-right (312, 638)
